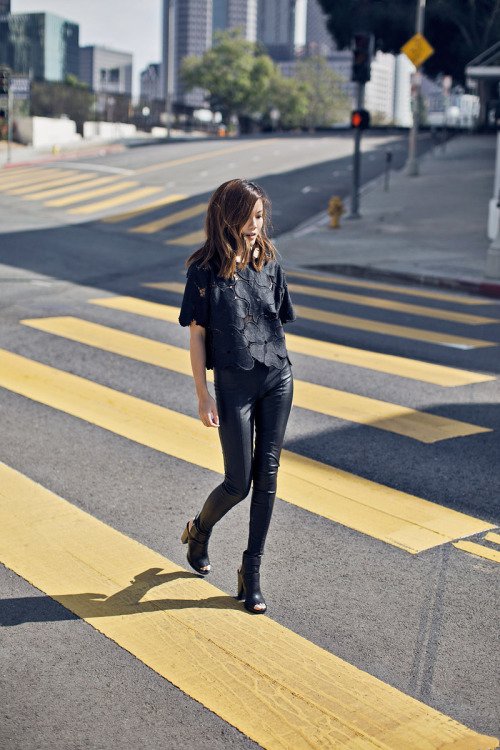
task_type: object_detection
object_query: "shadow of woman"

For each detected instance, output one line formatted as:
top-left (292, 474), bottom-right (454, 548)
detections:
top-left (53, 567), bottom-right (239, 620)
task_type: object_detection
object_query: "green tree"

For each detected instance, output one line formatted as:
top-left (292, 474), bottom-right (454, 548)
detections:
top-left (295, 56), bottom-right (350, 129)
top-left (265, 74), bottom-right (309, 130)
top-left (30, 78), bottom-right (94, 133)
top-left (317, 0), bottom-right (500, 82)
top-left (180, 28), bottom-right (276, 128)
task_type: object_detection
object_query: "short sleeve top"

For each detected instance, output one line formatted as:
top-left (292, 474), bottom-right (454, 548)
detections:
top-left (178, 256), bottom-right (296, 370)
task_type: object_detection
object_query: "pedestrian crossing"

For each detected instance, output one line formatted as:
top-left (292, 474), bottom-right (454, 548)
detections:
top-left (1, 461), bottom-right (498, 750)
top-left (2, 163), bottom-right (500, 747)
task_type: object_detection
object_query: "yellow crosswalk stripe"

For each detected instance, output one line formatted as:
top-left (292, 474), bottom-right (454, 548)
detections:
top-left (22, 316), bottom-right (492, 443)
top-left (0, 348), bottom-right (493, 554)
top-left (285, 269), bottom-right (498, 306)
top-left (24, 175), bottom-right (118, 201)
top-left (92, 294), bottom-right (498, 382)
top-left (45, 181), bottom-right (139, 207)
top-left (484, 531), bottom-right (500, 544)
top-left (7, 172), bottom-right (100, 195)
top-left (0, 168), bottom-right (70, 189)
top-left (135, 139), bottom-right (277, 175)
top-left (287, 282), bottom-right (500, 325)
top-left (452, 540), bottom-right (500, 564)
top-left (129, 202), bottom-right (206, 234)
top-left (295, 303), bottom-right (497, 348)
top-left (2, 463), bottom-right (496, 750)
top-left (165, 229), bottom-right (206, 246)
top-left (100, 194), bottom-right (187, 223)
top-left (144, 282), bottom-right (497, 349)
top-left (68, 186), bottom-right (164, 215)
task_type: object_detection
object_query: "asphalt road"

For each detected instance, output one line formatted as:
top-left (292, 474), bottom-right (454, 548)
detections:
top-left (0, 133), bottom-right (499, 750)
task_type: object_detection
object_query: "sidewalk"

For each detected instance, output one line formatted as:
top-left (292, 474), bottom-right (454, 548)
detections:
top-left (276, 134), bottom-right (500, 298)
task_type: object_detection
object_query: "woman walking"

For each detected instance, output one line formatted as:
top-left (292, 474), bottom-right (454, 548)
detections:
top-left (178, 178), bottom-right (295, 614)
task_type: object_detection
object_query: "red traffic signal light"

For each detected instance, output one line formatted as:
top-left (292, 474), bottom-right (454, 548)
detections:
top-left (351, 109), bottom-right (370, 130)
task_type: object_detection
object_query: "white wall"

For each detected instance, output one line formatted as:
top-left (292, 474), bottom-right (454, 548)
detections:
top-left (15, 117), bottom-right (81, 147)
top-left (83, 121), bottom-right (137, 139)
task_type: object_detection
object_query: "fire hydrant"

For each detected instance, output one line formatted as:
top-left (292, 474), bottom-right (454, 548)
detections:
top-left (328, 196), bottom-right (345, 229)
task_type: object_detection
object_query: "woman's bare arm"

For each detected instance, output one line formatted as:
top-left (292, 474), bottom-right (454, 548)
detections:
top-left (189, 323), bottom-right (219, 428)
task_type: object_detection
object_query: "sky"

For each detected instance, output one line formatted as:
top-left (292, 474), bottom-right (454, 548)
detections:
top-left (12, 0), bottom-right (163, 97)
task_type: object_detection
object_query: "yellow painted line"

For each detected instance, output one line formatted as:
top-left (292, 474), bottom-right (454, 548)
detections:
top-left (45, 181), bottom-right (139, 207)
top-left (24, 175), bottom-right (118, 201)
top-left (100, 194), bottom-right (187, 223)
top-left (484, 531), bottom-right (500, 544)
top-left (0, 168), bottom-right (70, 189)
top-left (285, 269), bottom-right (498, 306)
top-left (452, 540), bottom-right (500, 564)
top-left (0, 348), bottom-right (494, 554)
top-left (165, 229), bottom-right (206, 246)
top-left (143, 282), bottom-right (497, 349)
top-left (130, 202), bottom-right (206, 234)
top-left (7, 172), bottom-right (99, 195)
top-left (68, 187), bottom-right (164, 215)
top-left (296, 303), bottom-right (496, 349)
top-left (2, 464), bottom-right (497, 750)
top-left (288, 282), bottom-right (499, 325)
top-left (92, 293), bottom-right (497, 386)
top-left (135, 139), bottom-right (276, 175)
top-left (22, 317), bottom-right (492, 444)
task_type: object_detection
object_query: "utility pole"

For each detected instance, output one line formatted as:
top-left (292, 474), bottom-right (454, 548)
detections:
top-left (405, 0), bottom-right (427, 176)
top-left (164, 0), bottom-right (175, 139)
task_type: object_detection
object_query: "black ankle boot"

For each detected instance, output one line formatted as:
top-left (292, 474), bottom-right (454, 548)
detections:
top-left (180, 515), bottom-right (211, 575)
top-left (237, 552), bottom-right (267, 614)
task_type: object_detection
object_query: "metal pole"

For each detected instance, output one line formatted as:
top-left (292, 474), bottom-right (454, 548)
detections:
top-left (349, 81), bottom-right (365, 218)
top-left (164, 0), bottom-right (175, 139)
top-left (6, 84), bottom-right (13, 164)
top-left (405, 0), bottom-right (426, 176)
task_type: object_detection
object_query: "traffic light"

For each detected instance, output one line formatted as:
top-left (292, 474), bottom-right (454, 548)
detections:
top-left (351, 109), bottom-right (370, 130)
top-left (0, 67), bottom-right (9, 95)
top-left (352, 32), bottom-right (373, 83)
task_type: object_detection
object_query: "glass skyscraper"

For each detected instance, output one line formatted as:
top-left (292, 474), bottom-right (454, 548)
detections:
top-left (0, 12), bottom-right (79, 81)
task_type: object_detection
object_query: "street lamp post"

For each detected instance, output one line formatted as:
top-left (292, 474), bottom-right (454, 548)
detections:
top-left (406, 0), bottom-right (427, 176)
top-left (164, 0), bottom-right (175, 139)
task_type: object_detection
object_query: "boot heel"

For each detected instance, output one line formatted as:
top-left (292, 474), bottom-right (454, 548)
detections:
top-left (180, 517), bottom-right (211, 575)
top-left (236, 568), bottom-right (244, 600)
top-left (180, 524), bottom-right (189, 544)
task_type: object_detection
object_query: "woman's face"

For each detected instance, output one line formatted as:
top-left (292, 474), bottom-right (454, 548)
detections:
top-left (241, 199), bottom-right (264, 247)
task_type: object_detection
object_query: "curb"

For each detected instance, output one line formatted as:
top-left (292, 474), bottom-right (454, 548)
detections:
top-left (303, 263), bottom-right (500, 300)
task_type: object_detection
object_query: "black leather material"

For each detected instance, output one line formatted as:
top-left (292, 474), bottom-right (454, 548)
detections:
top-left (196, 360), bottom-right (293, 556)
top-left (178, 257), bottom-right (296, 370)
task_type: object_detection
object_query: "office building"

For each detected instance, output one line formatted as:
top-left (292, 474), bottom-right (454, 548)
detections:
top-left (140, 63), bottom-right (162, 102)
top-left (365, 51), bottom-right (396, 124)
top-left (213, 0), bottom-right (257, 42)
top-left (0, 1), bottom-right (10, 16)
top-left (257, 0), bottom-right (306, 61)
top-left (0, 12), bottom-right (79, 81)
top-left (80, 46), bottom-right (133, 95)
top-left (305, 0), bottom-right (335, 57)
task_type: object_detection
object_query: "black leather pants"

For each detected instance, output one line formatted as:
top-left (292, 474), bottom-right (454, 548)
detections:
top-left (196, 359), bottom-right (293, 556)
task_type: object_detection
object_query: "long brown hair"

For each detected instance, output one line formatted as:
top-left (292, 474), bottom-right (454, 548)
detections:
top-left (185, 178), bottom-right (277, 279)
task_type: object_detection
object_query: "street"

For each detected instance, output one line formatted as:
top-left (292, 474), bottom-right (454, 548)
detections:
top-left (1, 133), bottom-right (499, 749)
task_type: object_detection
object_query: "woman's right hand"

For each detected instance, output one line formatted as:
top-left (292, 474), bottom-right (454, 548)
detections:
top-left (198, 393), bottom-right (220, 428)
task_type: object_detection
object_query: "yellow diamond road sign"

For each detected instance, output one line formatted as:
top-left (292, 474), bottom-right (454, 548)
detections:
top-left (401, 33), bottom-right (434, 67)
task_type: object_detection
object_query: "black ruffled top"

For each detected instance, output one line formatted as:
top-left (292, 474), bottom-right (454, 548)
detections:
top-left (178, 256), bottom-right (296, 370)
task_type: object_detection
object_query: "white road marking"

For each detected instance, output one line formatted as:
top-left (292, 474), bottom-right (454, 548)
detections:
top-left (57, 162), bottom-right (134, 175)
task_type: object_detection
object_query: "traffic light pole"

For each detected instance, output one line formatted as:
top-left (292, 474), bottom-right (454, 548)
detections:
top-left (405, 0), bottom-right (427, 176)
top-left (349, 82), bottom-right (365, 219)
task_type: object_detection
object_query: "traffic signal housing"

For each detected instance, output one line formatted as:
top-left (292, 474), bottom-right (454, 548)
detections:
top-left (352, 32), bottom-right (374, 83)
top-left (351, 109), bottom-right (370, 130)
